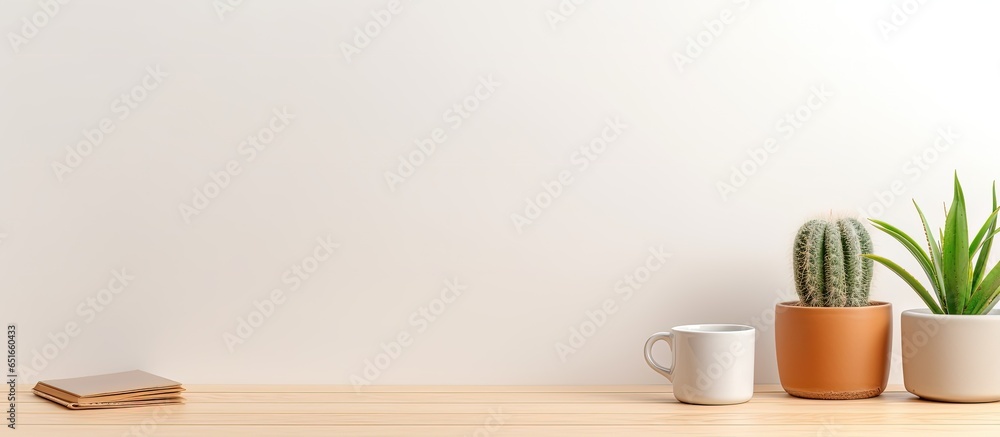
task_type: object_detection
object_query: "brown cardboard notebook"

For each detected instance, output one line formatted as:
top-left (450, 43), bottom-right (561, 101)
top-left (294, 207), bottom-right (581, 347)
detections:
top-left (33, 389), bottom-right (184, 410)
top-left (32, 370), bottom-right (185, 410)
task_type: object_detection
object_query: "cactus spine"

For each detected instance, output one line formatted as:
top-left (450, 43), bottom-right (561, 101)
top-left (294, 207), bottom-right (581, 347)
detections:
top-left (793, 218), bottom-right (874, 307)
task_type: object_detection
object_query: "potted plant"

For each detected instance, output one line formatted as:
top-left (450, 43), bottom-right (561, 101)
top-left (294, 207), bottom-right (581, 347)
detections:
top-left (775, 217), bottom-right (892, 400)
top-left (864, 173), bottom-right (1000, 403)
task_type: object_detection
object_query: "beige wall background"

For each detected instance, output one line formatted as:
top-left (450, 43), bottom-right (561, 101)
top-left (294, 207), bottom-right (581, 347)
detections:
top-left (3, 0), bottom-right (1000, 385)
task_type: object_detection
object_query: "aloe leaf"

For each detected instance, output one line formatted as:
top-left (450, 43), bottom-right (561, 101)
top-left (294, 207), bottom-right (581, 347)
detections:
top-left (983, 298), bottom-right (1000, 314)
top-left (863, 254), bottom-right (945, 314)
top-left (973, 268), bottom-right (1000, 314)
top-left (913, 201), bottom-right (947, 306)
top-left (982, 287), bottom-right (1000, 313)
top-left (971, 225), bottom-right (999, 294)
top-left (969, 207), bottom-right (999, 259)
top-left (975, 226), bottom-right (1000, 253)
top-left (969, 207), bottom-right (1000, 259)
top-left (970, 262), bottom-right (1000, 314)
top-left (973, 184), bottom-right (999, 290)
top-left (942, 174), bottom-right (971, 314)
top-left (869, 219), bottom-right (943, 309)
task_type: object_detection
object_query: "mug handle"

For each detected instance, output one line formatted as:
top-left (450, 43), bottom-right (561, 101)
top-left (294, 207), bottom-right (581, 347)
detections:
top-left (644, 332), bottom-right (675, 381)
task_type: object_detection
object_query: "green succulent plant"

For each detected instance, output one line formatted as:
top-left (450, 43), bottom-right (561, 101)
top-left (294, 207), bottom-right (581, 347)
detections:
top-left (864, 173), bottom-right (1000, 315)
top-left (793, 217), bottom-right (874, 307)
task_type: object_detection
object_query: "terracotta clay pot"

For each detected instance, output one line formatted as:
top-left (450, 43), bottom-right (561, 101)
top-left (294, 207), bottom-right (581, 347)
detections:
top-left (775, 301), bottom-right (892, 400)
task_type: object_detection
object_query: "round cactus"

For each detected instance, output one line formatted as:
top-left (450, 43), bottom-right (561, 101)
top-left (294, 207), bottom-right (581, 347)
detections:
top-left (793, 218), bottom-right (874, 307)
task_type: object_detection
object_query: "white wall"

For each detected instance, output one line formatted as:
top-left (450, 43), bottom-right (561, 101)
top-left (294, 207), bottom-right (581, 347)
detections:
top-left (3, 0), bottom-right (1000, 385)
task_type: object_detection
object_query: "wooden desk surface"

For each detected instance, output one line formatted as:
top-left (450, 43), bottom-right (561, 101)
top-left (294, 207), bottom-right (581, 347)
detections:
top-left (15, 384), bottom-right (1000, 436)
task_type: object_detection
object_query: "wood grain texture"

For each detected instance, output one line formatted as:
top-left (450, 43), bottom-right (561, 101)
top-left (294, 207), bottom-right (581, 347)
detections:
top-left (13, 385), bottom-right (1000, 436)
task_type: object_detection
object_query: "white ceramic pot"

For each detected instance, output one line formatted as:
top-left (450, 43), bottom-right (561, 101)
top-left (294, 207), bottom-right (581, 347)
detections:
top-left (901, 309), bottom-right (1000, 403)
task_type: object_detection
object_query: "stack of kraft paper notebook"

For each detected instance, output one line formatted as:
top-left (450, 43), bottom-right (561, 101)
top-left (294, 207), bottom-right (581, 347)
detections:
top-left (32, 370), bottom-right (184, 409)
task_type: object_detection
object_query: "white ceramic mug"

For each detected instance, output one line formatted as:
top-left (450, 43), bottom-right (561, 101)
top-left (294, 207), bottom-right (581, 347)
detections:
top-left (644, 324), bottom-right (756, 405)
